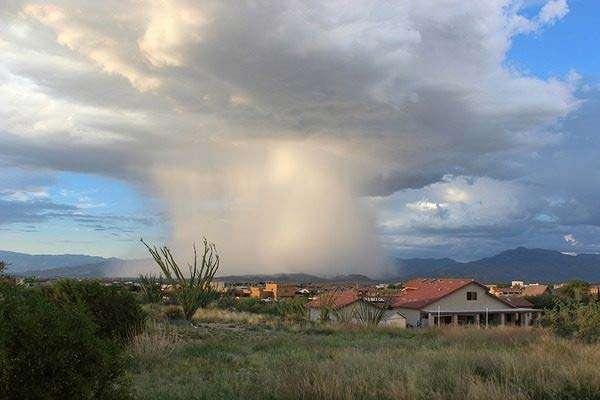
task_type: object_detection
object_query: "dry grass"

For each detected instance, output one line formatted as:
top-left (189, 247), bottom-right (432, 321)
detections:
top-left (130, 310), bottom-right (600, 400)
top-left (130, 320), bottom-right (184, 369)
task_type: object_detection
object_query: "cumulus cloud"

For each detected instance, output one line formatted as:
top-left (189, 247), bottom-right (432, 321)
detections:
top-left (539, 0), bottom-right (569, 24)
top-left (0, 0), bottom-right (592, 271)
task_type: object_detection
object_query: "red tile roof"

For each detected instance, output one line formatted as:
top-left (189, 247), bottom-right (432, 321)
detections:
top-left (521, 284), bottom-right (549, 297)
top-left (499, 295), bottom-right (534, 308)
top-left (306, 289), bottom-right (359, 310)
top-left (390, 278), bottom-right (485, 309)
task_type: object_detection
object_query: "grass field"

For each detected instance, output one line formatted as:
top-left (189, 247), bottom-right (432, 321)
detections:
top-left (129, 308), bottom-right (600, 400)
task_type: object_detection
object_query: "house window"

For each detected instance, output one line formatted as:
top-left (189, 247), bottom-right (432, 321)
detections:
top-left (466, 291), bottom-right (477, 301)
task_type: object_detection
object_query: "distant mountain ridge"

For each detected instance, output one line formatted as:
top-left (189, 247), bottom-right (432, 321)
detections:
top-left (0, 250), bottom-right (114, 274)
top-left (390, 247), bottom-right (600, 283)
top-left (3, 247), bottom-right (600, 283)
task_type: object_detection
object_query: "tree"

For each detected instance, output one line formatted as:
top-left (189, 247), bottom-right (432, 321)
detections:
top-left (141, 238), bottom-right (220, 320)
top-left (0, 260), bottom-right (7, 276)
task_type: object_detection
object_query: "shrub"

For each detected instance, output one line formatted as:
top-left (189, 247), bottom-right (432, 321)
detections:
top-left (276, 297), bottom-right (308, 323)
top-left (162, 305), bottom-right (186, 321)
top-left (0, 283), bottom-right (130, 399)
top-left (138, 274), bottom-right (164, 304)
top-left (44, 280), bottom-right (146, 343)
top-left (543, 299), bottom-right (600, 342)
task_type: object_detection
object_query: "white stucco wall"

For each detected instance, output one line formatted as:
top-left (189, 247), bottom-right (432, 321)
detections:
top-left (392, 307), bottom-right (422, 327)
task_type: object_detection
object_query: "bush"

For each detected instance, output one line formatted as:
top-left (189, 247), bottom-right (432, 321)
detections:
top-left (162, 305), bottom-right (186, 321)
top-left (0, 283), bottom-right (130, 399)
top-left (44, 280), bottom-right (146, 343)
top-left (138, 274), bottom-right (163, 304)
top-left (543, 299), bottom-right (600, 342)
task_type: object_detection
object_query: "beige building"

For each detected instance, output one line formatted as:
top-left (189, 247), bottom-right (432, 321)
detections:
top-left (389, 278), bottom-right (541, 328)
top-left (265, 282), bottom-right (296, 299)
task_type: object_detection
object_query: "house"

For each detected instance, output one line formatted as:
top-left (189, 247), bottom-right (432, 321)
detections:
top-left (387, 278), bottom-right (541, 328)
top-left (590, 284), bottom-right (600, 297)
top-left (492, 282), bottom-right (549, 297)
top-left (521, 284), bottom-right (549, 297)
top-left (306, 289), bottom-right (407, 328)
top-left (265, 282), bottom-right (296, 299)
top-left (249, 286), bottom-right (271, 299)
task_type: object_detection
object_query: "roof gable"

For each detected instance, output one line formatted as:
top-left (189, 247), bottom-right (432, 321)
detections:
top-left (390, 278), bottom-right (518, 310)
top-left (306, 290), bottom-right (359, 310)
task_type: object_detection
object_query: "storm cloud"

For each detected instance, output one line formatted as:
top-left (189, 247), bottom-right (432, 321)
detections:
top-left (0, 1), bottom-right (595, 271)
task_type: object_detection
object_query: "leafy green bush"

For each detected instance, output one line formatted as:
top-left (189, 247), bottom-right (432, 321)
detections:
top-left (276, 297), bottom-right (308, 323)
top-left (214, 296), bottom-right (308, 322)
top-left (0, 283), bottom-right (130, 399)
top-left (44, 280), bottom-right (146, 343)
top-left (543, 299), bottom-right (600, 342)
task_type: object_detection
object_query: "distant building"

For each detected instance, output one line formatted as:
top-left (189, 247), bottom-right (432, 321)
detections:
top-left (492, 282), bottom-right (549, 298)
top-left (521, 284), bottom-right (550, 297)
top-left (249, 286), bottom-right (270, 299)
top-left (210, 280), bottom-right (226, 292)
top-left (265, 282), bottom-right (296, 299)
top-left (248, 283), bottom-right (297, 300)
top-left (589, 284), bottom-right (600, 297)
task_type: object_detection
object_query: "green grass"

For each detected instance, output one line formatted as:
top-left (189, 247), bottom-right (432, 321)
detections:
top-left (129, 309), bottom-right (600, 400)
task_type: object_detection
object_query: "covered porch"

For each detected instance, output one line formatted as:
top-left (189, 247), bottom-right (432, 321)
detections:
top-left (421, 308), bottom-right (542, 327)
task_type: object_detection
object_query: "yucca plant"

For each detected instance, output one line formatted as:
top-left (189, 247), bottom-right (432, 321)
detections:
top-left (141, 238), bottom-right (220, 321)
top-left (354, 299), bottom-right (387, 326)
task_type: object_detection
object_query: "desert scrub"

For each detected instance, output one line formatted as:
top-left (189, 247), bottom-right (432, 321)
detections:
top-left (130, 321), bottom-right (184, 370)
top-left (129, 315), bottom-right (600, 400)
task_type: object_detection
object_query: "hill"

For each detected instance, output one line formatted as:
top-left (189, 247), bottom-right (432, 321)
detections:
top-left (4, 247), bottom-right (600, 282)
top-left (0, 250), bottom-right (113, 274)
top-left (390, 247), bottom-right (600, 283)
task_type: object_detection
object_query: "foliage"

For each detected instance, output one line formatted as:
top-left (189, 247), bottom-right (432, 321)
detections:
top-left (276, 297), bottom-right (308, 323)
top-left (138, 274), bottom-right (164, 303)
top-left (543, 299), bottom-right (600, 342)
top-left (0, 260), bottom-right (6, 276)
top-left (353, 300), bottom-right (387, 326)
top-left (44, 279), bottom-right (146, 343)
top-left (556, 280), bottom-right (591, 303)
top-left (331, 306), bottom-right (354, 324)
top-left (162, 305), bottom-right (186, 320)
top-left (142, 238), bottom-right (220, 320)
top-left (524, 292), bottom-right (557, 309)
top-left (225, 297), bottom-right (280, 316)
top-left (0, 283), bottom-right (130, 400)
top-left (316, 289), bottom-right (339, 322)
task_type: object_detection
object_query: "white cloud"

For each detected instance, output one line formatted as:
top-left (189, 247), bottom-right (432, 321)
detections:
top-left (138, 0), bottom-right (205, 68)
top-left (539, 0), bottom-right (569, 25)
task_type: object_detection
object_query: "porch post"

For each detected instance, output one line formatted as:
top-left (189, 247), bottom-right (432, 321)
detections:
top-left (475, 313), bottom-right (480, 327)
top-left (500, 312), bottom-right (505, 326)
top-left (428, 313), bottom-right (434, 327)
top-left (452, 314), bottom-right (458, 326)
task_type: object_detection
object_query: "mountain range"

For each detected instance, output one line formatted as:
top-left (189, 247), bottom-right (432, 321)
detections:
top-left (2, 247), bottom-right (600, 283)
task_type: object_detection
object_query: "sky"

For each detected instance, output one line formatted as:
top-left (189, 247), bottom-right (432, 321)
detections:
top-left (0, 0), bottom-right (599, 273)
